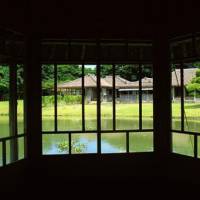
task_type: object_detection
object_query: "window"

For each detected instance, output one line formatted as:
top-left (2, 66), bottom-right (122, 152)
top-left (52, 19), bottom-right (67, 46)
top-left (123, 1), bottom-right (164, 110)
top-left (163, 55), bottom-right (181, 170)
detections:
top-left (171, 35), bottom-right (200, 157)
top-left (41, 41), bottom-right (153, 155)
top-left (0, 64), bottom-right (25, 167)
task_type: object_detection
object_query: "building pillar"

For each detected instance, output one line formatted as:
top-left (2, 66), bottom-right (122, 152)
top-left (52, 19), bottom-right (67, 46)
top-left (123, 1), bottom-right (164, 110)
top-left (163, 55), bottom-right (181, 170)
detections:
top-left (24, 35), bottom-right (42, 160)
top-left (153, 30), bottom-right (171, 157)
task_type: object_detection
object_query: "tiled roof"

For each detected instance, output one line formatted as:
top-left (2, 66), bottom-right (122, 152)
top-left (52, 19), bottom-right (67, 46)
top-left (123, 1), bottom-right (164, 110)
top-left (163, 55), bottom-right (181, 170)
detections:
top-left (57, 68), bottom-right (198, 89)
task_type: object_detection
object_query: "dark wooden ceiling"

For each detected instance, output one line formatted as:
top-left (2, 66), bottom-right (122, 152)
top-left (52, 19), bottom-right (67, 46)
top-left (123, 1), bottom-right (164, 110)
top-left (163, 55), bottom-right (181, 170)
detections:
top-left (0, 0), bottom-right (199, 39)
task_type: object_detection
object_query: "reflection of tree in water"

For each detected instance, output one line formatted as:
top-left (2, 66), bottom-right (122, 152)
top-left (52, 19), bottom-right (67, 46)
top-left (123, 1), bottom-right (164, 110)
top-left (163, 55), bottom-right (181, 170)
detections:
top-left (58, 139), bottom-right (87, 153)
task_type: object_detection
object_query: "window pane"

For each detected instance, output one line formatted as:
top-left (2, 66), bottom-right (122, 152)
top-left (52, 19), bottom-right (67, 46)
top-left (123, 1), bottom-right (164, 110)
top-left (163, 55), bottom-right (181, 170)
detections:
top-left (142, 65), bottom-right (153, 129)
top-left (172, 133), bottom-right (194, 157)
top-left (17, 64), bottom-right (24, 134)
top-left (196, 37), bottom-right (200, 57)
top-left (6, 140), bottom-right (11, 164)
top-left (42, 134), bottom-right (68, 155)
top-left (129, 132), bottom-right (153, 152)
top-left (18, 137), bottom-right (25, 160)
top-left (0, 65), bottom-right (10, 138)
top-left (101, 133), bottom-right (126, 153)
top-left (42, 65), bottom-right (55, 131)
top-left (184, 63), bottom-right (200, 133)
top-left (171, 64), bottom-right (181, 130)
top-left (116, 65), bottom-right (139, 130)
top-left (71, 133), bottom-right (97, 154)
top-left (0, 142), bottom-right (2, 166)
top-left (57, 64), bottom-right (82, 131)
top-left (85, 65), bottom-right (97, 130)
top-left (198, 136), bottom-right (200, 158)
top-left (101, 65), bottom-right (113, 130)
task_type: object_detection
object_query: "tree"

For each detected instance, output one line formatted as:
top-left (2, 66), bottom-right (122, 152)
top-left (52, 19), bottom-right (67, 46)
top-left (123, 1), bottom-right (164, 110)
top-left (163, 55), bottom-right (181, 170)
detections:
top-left (101, 64), bottom-right (152, 81)
top-left (0, 66), bottom-right (9, 100)
top-left (186, 68), bottom-right (200, 97)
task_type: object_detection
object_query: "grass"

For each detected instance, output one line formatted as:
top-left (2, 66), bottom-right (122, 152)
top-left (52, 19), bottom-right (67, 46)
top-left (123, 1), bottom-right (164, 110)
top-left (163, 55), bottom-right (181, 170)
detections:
top-left (1, 100), bottom-right (200, 120)
top-left (42, 102), bottom-right (153, 118)
top-left (0, 100), bottom-right (24, 116)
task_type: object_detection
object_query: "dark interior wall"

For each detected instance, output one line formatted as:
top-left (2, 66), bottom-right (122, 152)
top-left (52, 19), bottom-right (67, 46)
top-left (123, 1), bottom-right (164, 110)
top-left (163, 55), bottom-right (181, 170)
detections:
top-left (0, 0), bottom-right (199, 39)
top-left (0, 0), bottom-right (200, 195)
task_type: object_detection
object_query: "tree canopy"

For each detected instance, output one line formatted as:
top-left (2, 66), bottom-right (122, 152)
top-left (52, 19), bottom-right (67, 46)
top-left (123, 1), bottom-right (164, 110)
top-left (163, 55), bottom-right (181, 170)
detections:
top-left (186, 68), bottom-right (200, 96)
top-left (0, 64), bottom-right (153, 99)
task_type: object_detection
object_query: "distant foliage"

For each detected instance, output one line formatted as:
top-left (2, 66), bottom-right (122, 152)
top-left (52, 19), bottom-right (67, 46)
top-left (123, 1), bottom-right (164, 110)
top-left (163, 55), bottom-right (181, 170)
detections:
top-left (0, 64), bottom-right (153, 100)
top-left (0, 65), bottom-right (24, 100)
top-left (62, 95), bottom-right (82, 104)
top-left (0, 66), bottom-right (9, 100)
top-left (101, 64), bottom-right (152, 81)
top-left (42, 64), bottom-right (96, 94)
top-left (186, 68), bottom-right (200, 96)
top-left (42, 95), bottom-right (82, 107)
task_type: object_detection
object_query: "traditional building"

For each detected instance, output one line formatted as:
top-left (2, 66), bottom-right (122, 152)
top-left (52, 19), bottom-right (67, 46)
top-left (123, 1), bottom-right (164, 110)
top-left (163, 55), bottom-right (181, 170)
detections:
top-left (57, 74), bottom-right (153, 102)
top-left (57, 68), bottom-right (198, 103)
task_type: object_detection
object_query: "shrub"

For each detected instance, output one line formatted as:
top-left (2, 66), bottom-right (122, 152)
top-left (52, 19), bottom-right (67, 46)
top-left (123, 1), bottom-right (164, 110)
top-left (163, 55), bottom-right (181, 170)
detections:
top-left (42, 95), bottom-right (54, 107)
top-left (42, 95), bottom-right (82, 107)
top-left (63, 95), bottom-right (81, 104)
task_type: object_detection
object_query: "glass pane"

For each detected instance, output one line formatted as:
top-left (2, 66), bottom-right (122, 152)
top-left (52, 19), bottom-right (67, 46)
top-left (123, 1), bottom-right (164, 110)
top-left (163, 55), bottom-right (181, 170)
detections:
top-left (116, 65), bottom-right (139, 130)
top-left (6, 140), bottom-right (11, 164)
top-left (42, 134), bottom-right (68, 155)
top-left (85, 65), bottom-right (97, 130)
top-left (196, 37), bottom-right (200, 57)
top-left (129, 132), bottom-right (153, 152)
top-left (198, 136), bottom-right (200, 158)
top-left (18, 137), bottom-right (25, 160)
top-left (17, 64), bottom-right (24, 134)
top-left (42, 65), bottom-right (55, 131)
top-left (6, 138), bottom-right (19, 164)
top-left (101, 133), bottom-right (126, 153)
top-left (0, 65), bottom-right (10, 138)
top-left (184, 62), bottom-right (200, 132)
top-left (171, 64), bottom-right (181, 130)
top-left (101, 65), bottom-right (113, 130)
top-left (71, 133), bottom-right (97, 154)
top-left (170, 39), bottom-right (193, 60)
top-left (57, 65), bottom-right (82, 131)
top-left (142, 65), bottom-right (153, 129)
top-left (0, 142), bottom-right (2, 166)
top-left (172, 133), bottom-right (194, 157)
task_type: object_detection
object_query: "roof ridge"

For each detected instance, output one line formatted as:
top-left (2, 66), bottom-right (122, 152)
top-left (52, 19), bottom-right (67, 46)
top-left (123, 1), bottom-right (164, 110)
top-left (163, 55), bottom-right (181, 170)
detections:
top-left (116, 76), bottom-right (132, 84)
top-left (87, 74), bottom-right (97, 85)
top-left (102, 77), bottom-right (112, 87)
top-left (57, 76), bottom-right (82, 86)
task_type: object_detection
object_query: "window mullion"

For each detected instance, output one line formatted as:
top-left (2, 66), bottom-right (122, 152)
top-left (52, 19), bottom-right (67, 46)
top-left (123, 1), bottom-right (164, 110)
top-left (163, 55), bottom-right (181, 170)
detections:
top-left (97, 63), bottom-right (101, 154)
top-left (112, 64), bottom-right (116, 131)
top-left (139, 64), bottom-right (142, 131)
top-left (180, 63), bottom-right (184, 132)
top-left (82, 64), bottom-right (85, 132)
top-left (54, 63), bottom-right (58, 132)
top-left (9, 63), bottom-right (18, 162)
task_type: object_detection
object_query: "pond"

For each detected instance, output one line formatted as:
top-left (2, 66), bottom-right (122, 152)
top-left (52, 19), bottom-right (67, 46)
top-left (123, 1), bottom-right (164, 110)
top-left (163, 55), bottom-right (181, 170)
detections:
top-left (0, 117), bottom-right (200, 166)
top-left (42, 117), bottom-right (154, 154)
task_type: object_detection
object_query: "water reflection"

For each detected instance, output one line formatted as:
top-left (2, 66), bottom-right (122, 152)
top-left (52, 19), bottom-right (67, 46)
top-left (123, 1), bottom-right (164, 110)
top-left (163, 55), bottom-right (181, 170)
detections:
top-left (0, 118), bottom-right (200, 162)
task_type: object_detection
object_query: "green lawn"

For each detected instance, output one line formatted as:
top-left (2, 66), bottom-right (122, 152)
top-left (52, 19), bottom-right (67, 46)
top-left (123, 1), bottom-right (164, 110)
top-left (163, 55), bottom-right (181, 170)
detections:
top-left (0, 100), bottom-right (200, 120)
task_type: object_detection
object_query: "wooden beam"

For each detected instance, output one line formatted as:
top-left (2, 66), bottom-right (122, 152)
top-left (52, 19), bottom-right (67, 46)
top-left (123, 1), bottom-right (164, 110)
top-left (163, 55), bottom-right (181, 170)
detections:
top-left (24, 35), bottom-right (42, 159)
top-left (153, 30), bottom-right (172, 156)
